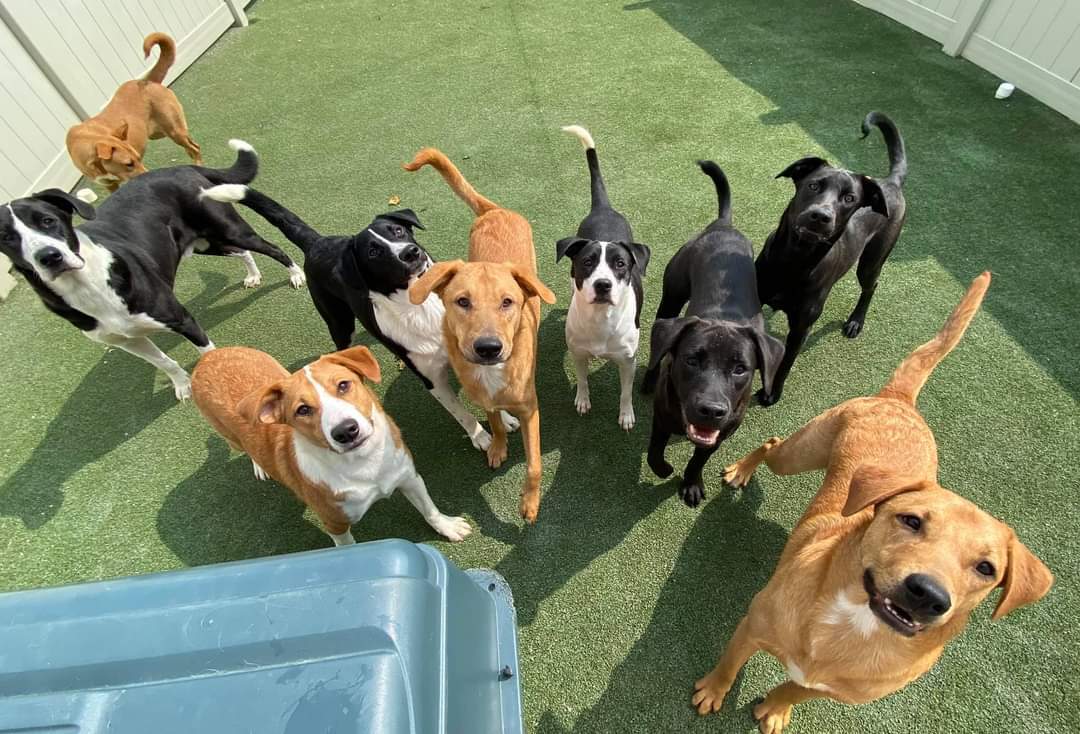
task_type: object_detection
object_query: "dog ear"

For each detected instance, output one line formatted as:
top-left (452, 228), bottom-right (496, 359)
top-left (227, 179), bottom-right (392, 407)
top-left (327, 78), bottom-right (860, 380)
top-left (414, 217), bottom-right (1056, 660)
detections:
top-left (741, 325), bottom-right (785, 396)
top-left (555, 237), bottom-right (589, 263)
top-left (409, 260), bottom-right (463, 304)
top-left (95, 141), bottom-right (114, 161)
top-left (380, 209), bottom-right (424, 230)
top-left (992, 533), bottom-right (1053, 621)
top-left (32, 188), bottom-right (96, 221)
top-left (625, 242), bottom-right (651, 274)
top-left (510, 265), bottom-right (557, 304)
top-left (859, 175), bottom-right (889, 217)
top-left (647, 316), bottom-right (701, 371)
top-left (841, 465), bottom-right (931, 516)
top-left (776, 157), bottom-right (828, 183)
top-left (324, 345), bottom-right (382, 384)
top-left (238, 382), bottom-right (285, 426)
top-left (113, 120), bottom-right (129, 141)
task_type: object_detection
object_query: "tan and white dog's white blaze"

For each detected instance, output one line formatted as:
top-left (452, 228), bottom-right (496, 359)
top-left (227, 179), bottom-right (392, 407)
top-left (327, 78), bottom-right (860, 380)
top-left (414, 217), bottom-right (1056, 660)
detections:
top-left (192, 345), bottom-right (471, 545)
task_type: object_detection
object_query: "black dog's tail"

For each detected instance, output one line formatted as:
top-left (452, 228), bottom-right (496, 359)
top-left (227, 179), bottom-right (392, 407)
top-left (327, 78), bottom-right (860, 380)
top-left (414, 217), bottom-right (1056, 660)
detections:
top-left (697, 160), bottom-right (731, 225)
top-left (190, 139), bottom-right (259, 185)
top-left (562, 125), bottom-right (612, 210)
top-left (199, 182), bottom-right (322, 254)
top-left (861, 112), bottom-right (907, 187)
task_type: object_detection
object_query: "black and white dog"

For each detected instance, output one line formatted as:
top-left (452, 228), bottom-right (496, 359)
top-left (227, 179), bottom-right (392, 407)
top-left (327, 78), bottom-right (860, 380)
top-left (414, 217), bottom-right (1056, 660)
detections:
top-left (0, 140), bottom-right (304, 400)
top-left (641, 161), bottom-right (784, 507)
top-left (755, 111), bottom-right (907, 406)
top-left (556, 125), bottom-right (650, 430)
top-left (200, 183), bottom-right (517, 451)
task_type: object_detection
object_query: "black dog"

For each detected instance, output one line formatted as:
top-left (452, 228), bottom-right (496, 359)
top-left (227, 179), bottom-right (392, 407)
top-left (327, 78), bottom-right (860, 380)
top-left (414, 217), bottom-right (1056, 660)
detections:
top-left (202, 183), bottom-right (511, 451)
top-left (0, 140), bottom-right (302, 400)
top-left (556, 125), bottom-right (650, 430)
top-left (755, 111), bottom-right (908, 406)
top-left (642, 161), bottom-right (783, 507)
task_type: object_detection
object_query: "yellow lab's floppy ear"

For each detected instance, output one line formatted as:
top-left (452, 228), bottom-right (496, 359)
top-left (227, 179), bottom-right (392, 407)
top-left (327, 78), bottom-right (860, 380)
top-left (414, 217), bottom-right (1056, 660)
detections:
top-left (95, 141), bottom-right (114, 161)
top-left (409, 260), bottom-right (463, 305)
top-left (237, 382), bottom-right (285, 425)
top-left (324, 345), bottom-right (381, 384)
top-left (113, 119), bottom-right (129, 140)
top-left (841, 464), bottom-right (931, 517)
top-left (509, 264), bottom-right (556, 304)
top-left (992, 533), bottom-right (1053, 620)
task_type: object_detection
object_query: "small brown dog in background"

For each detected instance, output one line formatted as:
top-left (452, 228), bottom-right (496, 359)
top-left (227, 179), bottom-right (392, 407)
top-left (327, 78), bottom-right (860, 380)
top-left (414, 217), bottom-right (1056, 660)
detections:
top-left (692, 272), bottom-right (1052, 733)
top-left (66, 33), bottom-right (201, 191)
top-left (405, 148), bottom-right (556, 523)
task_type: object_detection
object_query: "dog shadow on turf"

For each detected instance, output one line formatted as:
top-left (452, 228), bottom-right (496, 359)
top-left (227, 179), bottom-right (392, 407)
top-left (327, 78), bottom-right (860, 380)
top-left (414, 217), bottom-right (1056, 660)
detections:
top-left (536, 478), bottom-right (788, 734)
top-left (0, 271), bottom-right (285, 530)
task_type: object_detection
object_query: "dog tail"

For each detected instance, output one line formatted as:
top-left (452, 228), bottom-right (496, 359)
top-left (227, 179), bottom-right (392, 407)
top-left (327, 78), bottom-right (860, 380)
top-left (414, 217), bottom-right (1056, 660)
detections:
top-left (190, 139), bottom-right (259, 186)
top-left (403, 148), bottom-right (498, 216)
top-left (142, 32), bottom-right (176, 84)
top-left (861, 111), bottom-right (907, 187)
top-left (697, 160), bottom-right (732, 225)
top-left (562, 125), bottom-right (611, 210)
top-left (879, 272), bottom-right (990, 404)
top-left (200, 183), bottom-right (321, 254)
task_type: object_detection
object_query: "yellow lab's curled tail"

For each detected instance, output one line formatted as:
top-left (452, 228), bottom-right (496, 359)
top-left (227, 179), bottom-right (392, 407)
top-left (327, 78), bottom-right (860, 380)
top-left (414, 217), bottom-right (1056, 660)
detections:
top-left (879, 271), bottom-right (991, 404)
top-left (403, 148), bottom-right (498, 216)
top-left (142, 32), bottom-right (176, 84)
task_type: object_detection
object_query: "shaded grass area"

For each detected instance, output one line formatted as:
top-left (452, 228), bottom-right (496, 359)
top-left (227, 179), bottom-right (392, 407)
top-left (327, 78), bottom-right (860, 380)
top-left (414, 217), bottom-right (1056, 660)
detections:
top-left (1, 0), bottom-right (1078, 731)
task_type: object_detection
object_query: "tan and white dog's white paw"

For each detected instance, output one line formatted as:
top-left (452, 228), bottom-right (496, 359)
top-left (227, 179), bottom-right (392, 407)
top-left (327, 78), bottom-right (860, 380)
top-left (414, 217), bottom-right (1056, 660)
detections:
top-left (432, 514), bottom-right (472, 542)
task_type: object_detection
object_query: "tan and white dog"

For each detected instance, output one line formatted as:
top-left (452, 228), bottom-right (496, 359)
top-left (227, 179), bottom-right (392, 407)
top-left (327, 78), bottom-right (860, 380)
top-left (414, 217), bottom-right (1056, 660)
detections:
top-left (192, 345), bottom-right (471, 545)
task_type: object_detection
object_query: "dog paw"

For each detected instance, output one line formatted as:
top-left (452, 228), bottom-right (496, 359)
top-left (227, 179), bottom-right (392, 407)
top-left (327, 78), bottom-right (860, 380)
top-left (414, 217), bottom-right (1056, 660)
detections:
top-left (487, 440), bottom-right (508, 469)
top-left (172, 375), bottom-right (193, 401)
top-left (251, 460), bottom-right (269, 481)
top-left (842, 318), bottom-right (863, 339)
top-left (680, 482), bottom-right (705, 508)
top-left (648, 455), bottom-right (674, 479)
top-left (243, 273), bottom-right (262, 288)
top-left (432, 514), bottom-right (472, 542)
top-left (618, 406), bottom-right (635, 431)
top-left (470, 429), bottom-right (493, 451)
top-left (500, 411), bottom-right (520, 433)
top-left (574, 391), bottom-right (591, 415)
top-left (519, 494), bottom-right (539, 524)
top-left (755, 388), bottom-right (780, 407)
top-left (692, 672), bottom-right (733, 715)
top-left (753, 699), bottom-right (793, 734)
top-left (288, 265), bottom-right (306, 289)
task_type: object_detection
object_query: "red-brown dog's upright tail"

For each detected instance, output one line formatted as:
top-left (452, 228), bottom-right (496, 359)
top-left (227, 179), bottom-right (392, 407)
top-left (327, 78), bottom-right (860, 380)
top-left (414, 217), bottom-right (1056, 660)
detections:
top-left (142, 32), bottom-right (176, 84)
top-left (403, 148), bottom-right (498, 216)
top-left (879, 272), bottom-right (991, 405)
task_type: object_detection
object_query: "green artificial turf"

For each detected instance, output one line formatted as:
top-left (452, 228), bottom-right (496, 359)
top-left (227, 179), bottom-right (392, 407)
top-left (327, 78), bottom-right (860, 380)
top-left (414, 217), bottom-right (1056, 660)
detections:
top-left (1, 0), bottom-right (1078, 731)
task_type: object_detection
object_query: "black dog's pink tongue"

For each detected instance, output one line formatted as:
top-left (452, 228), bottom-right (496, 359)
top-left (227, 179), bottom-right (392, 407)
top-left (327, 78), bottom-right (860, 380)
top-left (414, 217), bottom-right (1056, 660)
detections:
top-left (689, 424), bottom-right (720, 442)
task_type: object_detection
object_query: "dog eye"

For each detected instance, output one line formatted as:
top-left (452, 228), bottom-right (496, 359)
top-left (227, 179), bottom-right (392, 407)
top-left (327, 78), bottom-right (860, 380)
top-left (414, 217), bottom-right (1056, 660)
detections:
top-left (456, 296), bottom-right (471, 309)
top-left (898, 514), bottom-right (922, 532)
top-left (394, 226), bottom-right (404, 237)
top-left (501, 297), bottom-right (514, 309)
top-left (40, 216), bottom-right (55, 227)
top-left (368, 245), bottom-right (380, 257)
top-left (295, 404), bottom-right (313, 417)
top-left (808, 182), bottom-right (820, 192)
top-left (584, 257), bottom-right (596, 266)
top-left (615, 259), bottom-right (626, 268)
top-left (684, 355), bottom-right (698, 367)
top-left (732, 364), bottom-right (747, 376)
top-left (975, 561), bottom-right (996, 577)
top-left (844, 193), bottom-right (856, 204)
top-left (337, 380), bottom-right (351, 394)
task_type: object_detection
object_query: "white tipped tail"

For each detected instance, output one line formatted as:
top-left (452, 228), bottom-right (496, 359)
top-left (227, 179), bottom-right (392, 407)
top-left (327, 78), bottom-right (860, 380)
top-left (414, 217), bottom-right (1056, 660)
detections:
top-left (562, 125), bottom-right (595, 150)
top-left (200, 184), bottom-right (248, 203)
top-left (228, 139), bottom-right (255, 153)
top-left (75, 188), bottom-right (98, 204)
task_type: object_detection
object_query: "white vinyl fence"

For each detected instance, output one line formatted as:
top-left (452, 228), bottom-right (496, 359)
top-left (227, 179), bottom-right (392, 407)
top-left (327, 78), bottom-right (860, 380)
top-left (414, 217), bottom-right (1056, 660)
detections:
top-left (856, 0), bottom-right (1080, 124)
top-left (0, 0), bottom-right (251, 299)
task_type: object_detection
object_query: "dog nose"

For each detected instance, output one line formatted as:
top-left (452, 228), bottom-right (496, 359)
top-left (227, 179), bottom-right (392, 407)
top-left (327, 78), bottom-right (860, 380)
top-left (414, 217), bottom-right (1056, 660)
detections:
top-left (473, 337), bottom-right (503, 360)
top-left (807, 207), bottom-right (833, 225)
top-left (401, 244), bottom-right (421, 262)
top-left (695, 402), bottom-right (729, 421)
top-left (593, 279), bottom-right (612, 294)
top-left (903, 573), bottom-right (951, 617)
top-left (330, 419), bottom-right (360, 445)
top-left (36, 247), bottom-right (63, 268)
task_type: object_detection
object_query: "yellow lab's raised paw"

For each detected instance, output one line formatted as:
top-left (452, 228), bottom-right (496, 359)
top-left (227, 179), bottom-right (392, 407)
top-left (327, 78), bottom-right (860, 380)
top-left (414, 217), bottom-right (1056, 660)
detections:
top-left (724, 436), bottom-right (782, 487)
top-left (691, 672), bottom-right (732, 715)
top-left (753, 698), bottom-right (793, 734)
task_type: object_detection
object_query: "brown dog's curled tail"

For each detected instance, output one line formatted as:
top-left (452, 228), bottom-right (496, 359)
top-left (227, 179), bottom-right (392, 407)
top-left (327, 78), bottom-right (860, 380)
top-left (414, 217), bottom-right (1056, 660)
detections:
top-left (142, 32), bottom-right (176, 84)
top-left (403, 148), bottom-right (498, 216)
top-left (879, 272), bottom-right (991, 404)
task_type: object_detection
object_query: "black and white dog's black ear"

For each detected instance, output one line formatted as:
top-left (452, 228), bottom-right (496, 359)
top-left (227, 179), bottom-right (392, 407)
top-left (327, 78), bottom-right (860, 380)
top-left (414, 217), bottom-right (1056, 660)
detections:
top-left (380, 209), bottom-right (424, 230)
top-left (775, 157), bottom-right (828, 183)
top-left (625, 242), bottom-right (651, 275)
top-left (556, 237), bottom-right (590, 263)
top-left (741, 325), bottom-right (785, 397)
top-left (647, 316), bottom-right (701, 371)
top-left (858, 175), bottom-right (889, 217)
top-left (32, 188), bottom-right (96, 221)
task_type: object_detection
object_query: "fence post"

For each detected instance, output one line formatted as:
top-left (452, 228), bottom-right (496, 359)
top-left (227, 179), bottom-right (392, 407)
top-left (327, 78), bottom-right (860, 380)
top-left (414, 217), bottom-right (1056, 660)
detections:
top-left (942, 0), bottom-right (990, 57)
top-left (224, 0), bottom-right (250, 27)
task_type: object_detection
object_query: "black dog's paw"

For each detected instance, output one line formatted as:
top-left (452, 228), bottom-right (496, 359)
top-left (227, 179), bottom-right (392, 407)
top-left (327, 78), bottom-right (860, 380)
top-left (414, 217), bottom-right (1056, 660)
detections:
top-left (640, 367), bottom-right (658, 395)
top-left (842, 318), bottom-right (864, 338)
top-left (756, 388), bottom-right (780, 407)
top-left (649, 455), bottom-right (674, 479)
top-left (680, 482), bottom-right (705, 508)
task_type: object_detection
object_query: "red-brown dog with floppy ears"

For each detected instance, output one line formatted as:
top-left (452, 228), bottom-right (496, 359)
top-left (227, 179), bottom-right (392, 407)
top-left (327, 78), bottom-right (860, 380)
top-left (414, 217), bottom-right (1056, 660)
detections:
top-left (692, 273), bottom-right (1053, 733)
top-left (405, 148), bottom-right (556, 523)
top-left (191, 345), bottom-right (471, 546)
